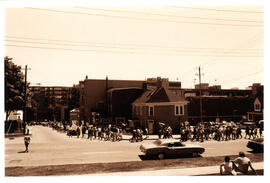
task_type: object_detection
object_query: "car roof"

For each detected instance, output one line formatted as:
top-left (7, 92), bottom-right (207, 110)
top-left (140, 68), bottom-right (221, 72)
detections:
top-left (155, 139), bottom-right (180, 143)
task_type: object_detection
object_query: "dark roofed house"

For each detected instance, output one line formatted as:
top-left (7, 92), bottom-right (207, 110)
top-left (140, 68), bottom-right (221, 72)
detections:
top-left (247, 96), bottom-right (264, 123)
top-left (132, 82), bottom-right (188, 134)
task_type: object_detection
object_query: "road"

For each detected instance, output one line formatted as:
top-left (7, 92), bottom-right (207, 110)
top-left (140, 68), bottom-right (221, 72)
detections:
top-left (5, 126), bottom-right (255, 167)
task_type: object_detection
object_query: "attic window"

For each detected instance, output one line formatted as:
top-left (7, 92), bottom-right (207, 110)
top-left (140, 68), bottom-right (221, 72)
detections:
top-left (255, 104), bottom-right (261, 111)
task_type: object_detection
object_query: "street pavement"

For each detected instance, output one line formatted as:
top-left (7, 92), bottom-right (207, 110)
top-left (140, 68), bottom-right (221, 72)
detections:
top-left (5, 126), bottom-right (263, 168)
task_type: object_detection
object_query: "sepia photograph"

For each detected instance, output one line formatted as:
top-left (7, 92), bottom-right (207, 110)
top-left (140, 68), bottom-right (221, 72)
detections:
top-left (1, 0), bottom-right (266, 181)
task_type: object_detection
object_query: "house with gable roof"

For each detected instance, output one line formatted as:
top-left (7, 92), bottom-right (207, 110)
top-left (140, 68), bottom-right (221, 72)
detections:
top-left (132, 78), bottom-right (188, 134)
top-left (247, 96), bottom-right (263, 122)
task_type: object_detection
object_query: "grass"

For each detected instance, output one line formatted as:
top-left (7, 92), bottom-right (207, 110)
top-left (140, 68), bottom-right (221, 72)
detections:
top-left (5, 153), bottom-right (263, 176)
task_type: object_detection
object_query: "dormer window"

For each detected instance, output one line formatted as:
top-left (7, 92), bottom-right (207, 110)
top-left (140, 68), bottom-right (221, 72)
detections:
top-left (255, 104), bottom-right (261, 111)
top-left (254, 98), bottom-right (261, 112)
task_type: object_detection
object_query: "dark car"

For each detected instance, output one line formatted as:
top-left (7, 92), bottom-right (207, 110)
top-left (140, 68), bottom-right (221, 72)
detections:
top-left (140, 139), bottom-right (205, 160)
top-left (247, 138), bottom-right (264, 153)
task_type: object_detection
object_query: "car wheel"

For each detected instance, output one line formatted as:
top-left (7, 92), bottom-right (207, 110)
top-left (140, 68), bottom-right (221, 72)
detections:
top-left (157, 153), bottom-right (165, 160)
top-left (192, 152), bottom-right (199, 157)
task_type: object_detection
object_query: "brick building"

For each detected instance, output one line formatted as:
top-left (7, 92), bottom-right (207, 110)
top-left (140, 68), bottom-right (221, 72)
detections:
top-left (132, 78), bottom-right (188, 134)
top-left (78, 76), bottom-right (145, 123)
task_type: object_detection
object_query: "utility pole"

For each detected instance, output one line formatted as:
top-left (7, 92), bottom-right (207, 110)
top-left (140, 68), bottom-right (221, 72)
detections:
top-left (196, 66), bottom-right (203, 123)
top-left (22, 65), bottom-right (31, 134)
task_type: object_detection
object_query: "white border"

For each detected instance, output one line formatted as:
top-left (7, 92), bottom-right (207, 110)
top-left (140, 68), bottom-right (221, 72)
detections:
top-left (0, 1), bottom-right (268, 183)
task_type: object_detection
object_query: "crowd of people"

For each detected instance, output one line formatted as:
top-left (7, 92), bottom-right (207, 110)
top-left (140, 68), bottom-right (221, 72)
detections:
top-left (176, 123), bottom-right (263, 143)
top-left (42, 120), bottom-right (264, 143)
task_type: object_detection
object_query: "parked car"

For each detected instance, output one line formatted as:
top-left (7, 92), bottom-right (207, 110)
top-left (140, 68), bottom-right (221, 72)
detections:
top-left (247, 137), bottom-right (264, 153)
top-left (140, 139), bottom-right (205, 160)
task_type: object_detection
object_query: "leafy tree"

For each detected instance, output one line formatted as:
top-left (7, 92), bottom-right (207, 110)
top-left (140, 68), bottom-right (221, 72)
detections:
top-left (4, 56), bottom-right (25, 121)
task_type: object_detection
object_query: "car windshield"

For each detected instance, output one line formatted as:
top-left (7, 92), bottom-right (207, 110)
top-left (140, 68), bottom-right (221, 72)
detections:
top-left (153, 140), bottom-right (162, 146)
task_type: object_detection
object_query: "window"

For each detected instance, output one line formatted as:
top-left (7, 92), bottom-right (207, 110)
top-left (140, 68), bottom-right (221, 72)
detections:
top-left (176, 106), bottom-right (179, 115)
top-left (180, 106), bottom-right (183, 115)
top-left (175, 105), bottom-right (184, 116)
top-left (149, 106), bottom-right (154, 116)
top-left (248, 113), bottom-right (253, 121)
top-left (255, 104), bottom-right (261, 111)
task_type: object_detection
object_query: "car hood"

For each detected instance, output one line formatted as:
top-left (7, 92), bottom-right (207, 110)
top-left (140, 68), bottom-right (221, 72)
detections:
top-left (140, 144), bottom-right (159, 149)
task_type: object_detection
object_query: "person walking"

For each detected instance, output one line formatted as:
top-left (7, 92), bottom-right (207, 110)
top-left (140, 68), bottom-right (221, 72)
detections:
top-left (76, 126), bottom-right (81, 138)
top-left (236, 126), bottom-right (242, 139)
top-left (24, 135), bottom-right (31, 153)
top-left (245, 126), bottom-right (250, 139)
top-left (144, 127), bottom-right (149, 139)
top-left (259, 125), bottom-right (263, 137)
top-left (82, 125), bottom-right (86, 139)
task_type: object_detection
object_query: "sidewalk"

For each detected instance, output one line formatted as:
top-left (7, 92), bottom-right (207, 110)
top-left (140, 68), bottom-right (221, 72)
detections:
top-left (90, 162), bottom-right (263, 176)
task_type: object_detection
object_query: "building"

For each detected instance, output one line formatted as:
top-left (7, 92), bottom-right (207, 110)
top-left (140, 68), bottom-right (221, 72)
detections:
top-left (106, 87), bottom-right (144, 123)
top-left (78, 76), bottom-right (145, 123)
top-left (132, 78), bottom-right (188, 134)
top-left (78, 76), bottom-right (182, 125)
top-left (247, 83), bottom-right (264, 122)
top-left (29, 86), bottom-right (72, 122)
top-left (195, 83), bottom-right (210, 90)
top-left (186, 96), bottom-right (253, 123)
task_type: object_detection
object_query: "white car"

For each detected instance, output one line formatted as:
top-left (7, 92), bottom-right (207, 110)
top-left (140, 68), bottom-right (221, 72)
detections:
top-left (140, 139), bottom-right (205, 160)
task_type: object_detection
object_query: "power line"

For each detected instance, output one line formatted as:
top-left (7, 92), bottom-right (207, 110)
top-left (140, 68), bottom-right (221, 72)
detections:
top-left (170, 6), bottom-right (264, 14)
top-left (76, 7), bottom-right (263, 23)
top-left (5, 35), bottom-right (263, 52)
top-left (220, 69), bottom-right (263, 84)
top-left (5, 44), bottom-right (264, 57)
top-left (200, 32), bottom-right (263, 67)
top-left (4, 39), bottom-right (263, 55)
top-left (180, 32), bottom-right (263, 76)
top-left (25, 8), bottom-right (263, 27)
top-left (203, 36), bottom-right (263, 67)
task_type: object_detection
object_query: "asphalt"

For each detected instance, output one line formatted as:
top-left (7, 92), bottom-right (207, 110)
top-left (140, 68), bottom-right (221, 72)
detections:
top-left (88, 162), bottom-right (264, 176)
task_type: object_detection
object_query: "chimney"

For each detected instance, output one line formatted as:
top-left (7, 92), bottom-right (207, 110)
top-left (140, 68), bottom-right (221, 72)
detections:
top-left (156, 77), bottom-right (169, 88)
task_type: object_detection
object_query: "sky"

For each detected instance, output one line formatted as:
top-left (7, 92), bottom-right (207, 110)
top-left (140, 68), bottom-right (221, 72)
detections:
top-left (3, 5), bottom-right (264, 89)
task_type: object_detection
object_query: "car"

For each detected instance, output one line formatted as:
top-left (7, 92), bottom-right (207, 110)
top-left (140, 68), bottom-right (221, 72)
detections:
top-left (247, 138), bottom-right (264, 153)
top-left (139, 139), bottom-right (205, 160)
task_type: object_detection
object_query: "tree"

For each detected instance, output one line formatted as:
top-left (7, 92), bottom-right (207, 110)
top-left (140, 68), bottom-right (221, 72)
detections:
top-left (4, 56), bottom-right (25, 121)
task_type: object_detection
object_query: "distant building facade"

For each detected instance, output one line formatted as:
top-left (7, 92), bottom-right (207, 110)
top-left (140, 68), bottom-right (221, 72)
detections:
top-left (29, 86), bottom-right (72, 122)
top-left (78, 76), bottom-right (145, 123)
top-left (78, 76), bottom-right (182, 125)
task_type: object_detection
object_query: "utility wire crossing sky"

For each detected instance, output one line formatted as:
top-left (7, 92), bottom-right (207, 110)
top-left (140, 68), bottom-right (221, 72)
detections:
top-left (4, 6), bottom-right (264, 89)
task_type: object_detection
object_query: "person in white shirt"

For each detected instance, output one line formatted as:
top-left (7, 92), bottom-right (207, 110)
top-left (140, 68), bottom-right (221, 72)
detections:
top-left (220, 156), bottom-right (236, 175)
top-left (233, 151), bottom-right (257, 175)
